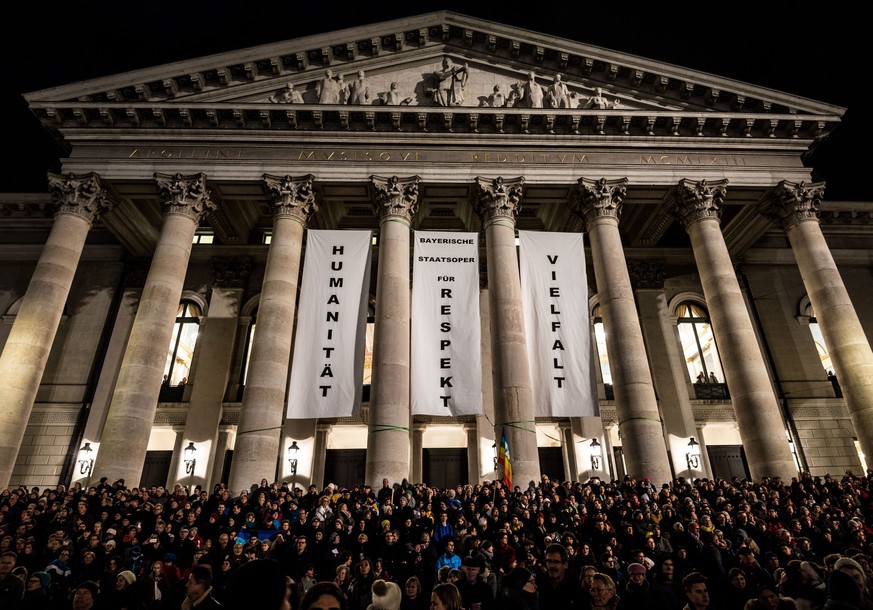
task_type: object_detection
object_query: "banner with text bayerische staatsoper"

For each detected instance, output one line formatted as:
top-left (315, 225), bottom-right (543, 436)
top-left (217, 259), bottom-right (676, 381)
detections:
top-left (411, 231), bottom-right (482, 415)
top-left (287, 229), bottom-right (372, 419)
top-left (519, 230), bottom-right (597, 417)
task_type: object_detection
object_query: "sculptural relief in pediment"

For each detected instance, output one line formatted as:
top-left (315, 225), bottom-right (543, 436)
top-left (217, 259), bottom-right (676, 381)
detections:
top-left (256, 56), bottom-right (669, 110)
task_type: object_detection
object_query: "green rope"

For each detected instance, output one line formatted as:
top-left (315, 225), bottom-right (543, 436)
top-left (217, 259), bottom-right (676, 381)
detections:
top-left (236, 425), bottom-right (284, 436)
top-left (498, 420), bottom-right (537, 433)
top-left (618, 416), bottom-right (663, 425)
top-left (371, 425), bottom-right (410, 433)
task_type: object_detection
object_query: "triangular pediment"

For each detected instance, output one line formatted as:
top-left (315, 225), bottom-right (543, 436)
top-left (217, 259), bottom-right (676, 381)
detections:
top-left (26, 11), bottom-right (843, 127)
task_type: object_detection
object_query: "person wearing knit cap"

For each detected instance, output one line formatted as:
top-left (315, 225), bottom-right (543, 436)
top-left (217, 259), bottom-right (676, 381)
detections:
top-left (457, 554), bottom-right (494, 610)
top-left (625, 561), bottom-right (654, 607)
top-left (20, 570), bottom-right (51, 608)
top-left (72, 581), bottom-right (99, 610)
top-left (500, 566), bottom-right (537, 610)
top-left (834, 556), bottom-right (872, 604)
top-left (369, 578), bottom-right (402, 610)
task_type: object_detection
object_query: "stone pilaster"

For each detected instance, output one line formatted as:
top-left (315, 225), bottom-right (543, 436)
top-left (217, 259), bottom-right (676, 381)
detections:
top-left (629, 259), bottom-right (701, 478)
top-left (365, 175), bottom-right (419, 487)
top-left (94, 173), bottom-right (215, 485)
top-left (0, 172), bottom-right (113, 488)
top-left (173, 260), bottom-right (247, 488)
top-left (228, 174), bottom-right (316, 493)
top-left (761, 180), bottom-right (873, 467)
top-left (668, 178), bottom-right (795, 480)
top-left (571, 177), bottom-right (671, 485)
top-left (473, 176), bottom-right (540, 490)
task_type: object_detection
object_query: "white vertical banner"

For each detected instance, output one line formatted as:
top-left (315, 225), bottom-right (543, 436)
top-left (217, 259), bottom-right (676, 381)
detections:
top-left (411, 231), bottom-right (482, 415)
top-left (287, 230), bottom-right (372, 419)
top-left (519, 231), bottom-right (597, 417)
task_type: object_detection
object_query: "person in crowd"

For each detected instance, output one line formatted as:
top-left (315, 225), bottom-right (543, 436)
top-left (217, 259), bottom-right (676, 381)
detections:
top-left (400, 576), bottom-right (427, 610)
top-left (182, 564), bottom-right (220, 609)
top-left (500, 566), bottom-right (538, 610)
top-left (17, 571), bottom-right (52, 610)
top-left (456, 554), bottom-right (495, 610)
top-left (0, 551), bottom-right (24, 607)
top-left (430, 583), bottom-right (463, 610)
top-left (683, 572), bottom-right (714, 610)
top-left (537, 543), bottom-right (584, 607)
top-left (724, 568), bottom-right (754, 610)
top-left (70, 581), bottom-right (99, 610)
top-left (369, 579), bottom-right (401, 610)
top-left (299, 581), bottom-right (349, 610)
top-left (223, 559), bottom-right (291, 610)
top-left (590, 572), bottom-right (623, 610)
top-left (742, 583), bottom-right (800, 610)
top-left (624, 562), bottom-right (654, 607)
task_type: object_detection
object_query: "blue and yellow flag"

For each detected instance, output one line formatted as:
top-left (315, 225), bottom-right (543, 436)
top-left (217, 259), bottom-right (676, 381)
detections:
top-left (498, 428), bottom-right (512, 489)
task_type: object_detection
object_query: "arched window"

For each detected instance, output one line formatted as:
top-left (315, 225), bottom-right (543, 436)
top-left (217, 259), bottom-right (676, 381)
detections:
top-left (676, 302), bottom-right (725, 391)
top-left (592, 304), bottom-right (613, 399)
top-left (800, 297), bottom-right (833, 373)
top-left (240, 309), bottom-right (257, 388)
top-left (800, 297), bottom-right (839, 397)
top-left (163, 301), bottom-right (201, 387)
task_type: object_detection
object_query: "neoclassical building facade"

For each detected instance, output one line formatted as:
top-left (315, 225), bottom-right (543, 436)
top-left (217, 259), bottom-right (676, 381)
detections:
top-left (2, 12), bottom-right (871, 492)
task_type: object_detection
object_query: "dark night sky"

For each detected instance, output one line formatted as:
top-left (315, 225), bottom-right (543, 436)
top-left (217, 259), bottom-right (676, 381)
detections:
top-left (2, 2), bottom-right (865, 200)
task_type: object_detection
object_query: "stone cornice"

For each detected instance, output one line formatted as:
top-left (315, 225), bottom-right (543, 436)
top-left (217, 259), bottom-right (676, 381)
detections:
top-left (29, 103), bottom-right (837, 140)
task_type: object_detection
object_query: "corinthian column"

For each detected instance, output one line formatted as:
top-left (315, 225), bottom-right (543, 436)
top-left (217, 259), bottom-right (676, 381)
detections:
top-left (228, 174), bottom-right (316, 492)
top-left (94, 173), bottom-right (216, 485)
top-left (761, 181), bottom-right (873, 464)
top-left (571, 178), bottom-right (672, 485)
top-left (668, 179), bottom-right (795, 480)
top-left (472, 176), bottom-right (540, 489)
top-left (365, 175), bottom-right (419, 487)
top-left (0, 173), bottom-right (113, 488)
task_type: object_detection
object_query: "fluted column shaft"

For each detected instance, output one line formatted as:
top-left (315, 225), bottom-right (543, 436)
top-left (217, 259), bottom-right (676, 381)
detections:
top-left (763, 181), bottom-right (873, 464)
top-left (670, 179), bottom-right (795, 480)
top-left (0, 173), bottom-right (112, 488)
top-left (228, 175), bottom-right (316, 492)
top-left (473, 176), bottom-right (539, 489)
top-left (95, 173), bottom-right (215, 485)
top-left (572, 178), bottom-right (672, 485)
top-left (365, 175), bottom-right (419, 487)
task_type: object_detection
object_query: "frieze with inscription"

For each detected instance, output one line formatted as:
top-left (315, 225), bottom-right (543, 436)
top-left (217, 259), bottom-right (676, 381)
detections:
top-left (127, 146), bottom-right (764, 168)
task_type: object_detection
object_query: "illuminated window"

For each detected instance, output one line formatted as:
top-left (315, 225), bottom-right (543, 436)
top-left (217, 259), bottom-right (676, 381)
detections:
top-left (240, 311), bottom-right (257, 387)
top-left (800, 298), bottom-right (833, 374)
top-left (192, 231), bottom-right (214, 244)
top-left (163, 301), bottom-right (201, 387)
top-left (676, 302), bottom-right (724, 385)
top-left (263, 232), bottom-right (272, 245)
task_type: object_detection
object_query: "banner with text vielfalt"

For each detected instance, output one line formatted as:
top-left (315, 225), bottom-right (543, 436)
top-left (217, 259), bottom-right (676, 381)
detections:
top-left (411, 231), bottom-right (482, 415)
top-left (287, 230), bottom-right (372, 419)
top-left (519, 231), bottom-right (597, 417)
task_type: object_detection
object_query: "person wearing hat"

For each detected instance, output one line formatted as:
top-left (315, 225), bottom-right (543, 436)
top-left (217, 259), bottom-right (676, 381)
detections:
top-left (833, 556), bottom-right (873, 609)
top-left (623, 562), bottom-right (654, 607)
top-left (71, 581), bottom-right (99, 610)
top-left (500, 566), bottom-right (537, 610)
top-left (19, 570), bottom-right (51, 609)
top-left (456, 554), bottom-right (495, 610)
top-left (368, 578), bottom-right (401, 610)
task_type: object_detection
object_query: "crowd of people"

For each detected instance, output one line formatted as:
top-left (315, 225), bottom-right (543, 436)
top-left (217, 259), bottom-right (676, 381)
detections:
top-left (3, 469), bottom-right (873, 609)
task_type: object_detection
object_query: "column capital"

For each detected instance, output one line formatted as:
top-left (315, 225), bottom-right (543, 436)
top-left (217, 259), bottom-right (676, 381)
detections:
top-left (571, 177), bottom-right (628, 228)
top-left (760, 180), bottom-right (826, 230)
top-left (668, 178), bottom-right (728, 228)
top-left (472, 176), bottom-right (525, 224)
top-left (47, 172), bottom-right (114, 225)
top-left (371, 174), bottom-right (420, 223)
top-left (154, 172), bottom-right (217, 221)
top-left (262, 173), bottom-right (318, 223)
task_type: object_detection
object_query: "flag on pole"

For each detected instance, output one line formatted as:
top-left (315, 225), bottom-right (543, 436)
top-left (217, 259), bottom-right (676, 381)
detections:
top-left (498, 428), bottom-right (512, 489)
